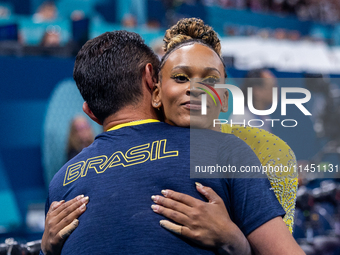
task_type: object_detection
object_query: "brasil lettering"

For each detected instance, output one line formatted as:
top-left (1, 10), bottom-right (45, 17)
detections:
top-left (63, 139), bottom-right (178, 186)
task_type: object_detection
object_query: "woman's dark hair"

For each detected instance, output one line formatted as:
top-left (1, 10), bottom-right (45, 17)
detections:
top-left (73, 30), bottom-right (160, 123)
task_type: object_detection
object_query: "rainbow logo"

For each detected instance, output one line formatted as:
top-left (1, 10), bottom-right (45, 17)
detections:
top-left (196, 82), bottom-right (222, 106)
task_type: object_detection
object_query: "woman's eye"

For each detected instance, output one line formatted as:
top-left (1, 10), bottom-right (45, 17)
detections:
top-left (202, 77), bottom-right (220, 84)
top-left (172, 74), bottom-right (190, 83)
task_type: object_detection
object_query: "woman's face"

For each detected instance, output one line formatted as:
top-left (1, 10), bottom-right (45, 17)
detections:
top-left (153, 43), bottom-right (228, 130)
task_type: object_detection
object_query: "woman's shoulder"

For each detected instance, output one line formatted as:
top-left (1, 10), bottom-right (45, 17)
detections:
top-left (222, 124), bottom-right (295, 158)
top-left (222, 124), bottom-right (297, 176)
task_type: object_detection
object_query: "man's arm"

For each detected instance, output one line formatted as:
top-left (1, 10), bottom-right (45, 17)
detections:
top-left (152, 183), bottom-right (306, 255)
top-left (247, 216), bottom-right (305, 255)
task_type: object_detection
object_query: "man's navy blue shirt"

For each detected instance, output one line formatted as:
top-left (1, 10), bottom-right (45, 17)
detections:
top-left (47, 121), bottom-right (284, 254)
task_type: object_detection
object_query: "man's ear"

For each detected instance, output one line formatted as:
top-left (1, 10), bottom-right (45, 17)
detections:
top-left (151, 83), bottom-right (162, 109)
top-left (221, 89), bottom-right (229, 112)
top-left (144, 63), bottom-right (156, 91)
top-left (83, 102), bottom-right (102, 125)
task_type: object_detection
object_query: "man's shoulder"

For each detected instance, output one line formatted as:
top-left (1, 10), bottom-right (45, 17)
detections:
top-left (190, 128), bottom-right (251, 155)
top-left (49, 154), bottom-right (83, 187)
top-left (148, 122), bottom-right (189, 133)
top-left (48, 144), bottom-right (97, 187)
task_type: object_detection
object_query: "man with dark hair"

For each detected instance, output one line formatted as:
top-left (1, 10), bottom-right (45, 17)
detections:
top-left (229, 68), bottom-right (277, 132)
top-left (73, 31), bottom-right (160, 124)
top-left (41, 31), bottom-right (301, 255)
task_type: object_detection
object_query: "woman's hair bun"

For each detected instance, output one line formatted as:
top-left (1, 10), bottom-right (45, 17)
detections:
top-left (163, 18), bottom-right (221, 56)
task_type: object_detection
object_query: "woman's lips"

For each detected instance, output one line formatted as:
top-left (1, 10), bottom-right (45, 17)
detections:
top-left (182, 100), bottom-right (202, 110)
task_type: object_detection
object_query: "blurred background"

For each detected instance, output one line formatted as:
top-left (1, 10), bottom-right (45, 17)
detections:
top-left (0, 0), bottom-right (340, 254)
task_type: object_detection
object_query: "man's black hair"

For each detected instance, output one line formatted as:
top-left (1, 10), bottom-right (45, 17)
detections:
top-left (240, 68), bottom-right (270, 104)
top-left (73, 30), bottom-right (160, 123)
top-left (242, 68), bottom-right (268, 88)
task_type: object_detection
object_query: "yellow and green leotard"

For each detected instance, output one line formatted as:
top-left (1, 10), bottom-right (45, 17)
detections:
top-left (221, 124), bottom-right (298, 234)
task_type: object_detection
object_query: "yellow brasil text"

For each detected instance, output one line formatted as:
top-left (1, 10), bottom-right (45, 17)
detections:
top-left (63, 139), bottom-right (178, 186)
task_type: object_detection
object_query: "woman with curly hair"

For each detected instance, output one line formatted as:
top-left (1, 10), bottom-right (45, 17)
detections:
top-left (153, 17), bottom-right (298, 235)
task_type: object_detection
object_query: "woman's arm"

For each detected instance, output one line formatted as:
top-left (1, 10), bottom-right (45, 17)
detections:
top-left (41, 195), bottom-right (89, 255)
top-left (223, 124), bottom-right (298, 234)
top-left (151, 182), bottom-right (252, 255)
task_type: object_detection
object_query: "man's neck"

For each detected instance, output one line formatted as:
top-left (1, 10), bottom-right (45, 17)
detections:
top-left (102, 104), bottom-right (159, 131)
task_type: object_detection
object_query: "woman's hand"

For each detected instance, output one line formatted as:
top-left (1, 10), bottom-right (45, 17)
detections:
top-left (41, 195), bottom-right (89, 255)
top-left (151, 182), bottom-right (251, 255)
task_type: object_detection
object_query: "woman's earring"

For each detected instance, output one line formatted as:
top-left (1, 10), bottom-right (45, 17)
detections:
top-left (154, 102), bottom-right (161, 110)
